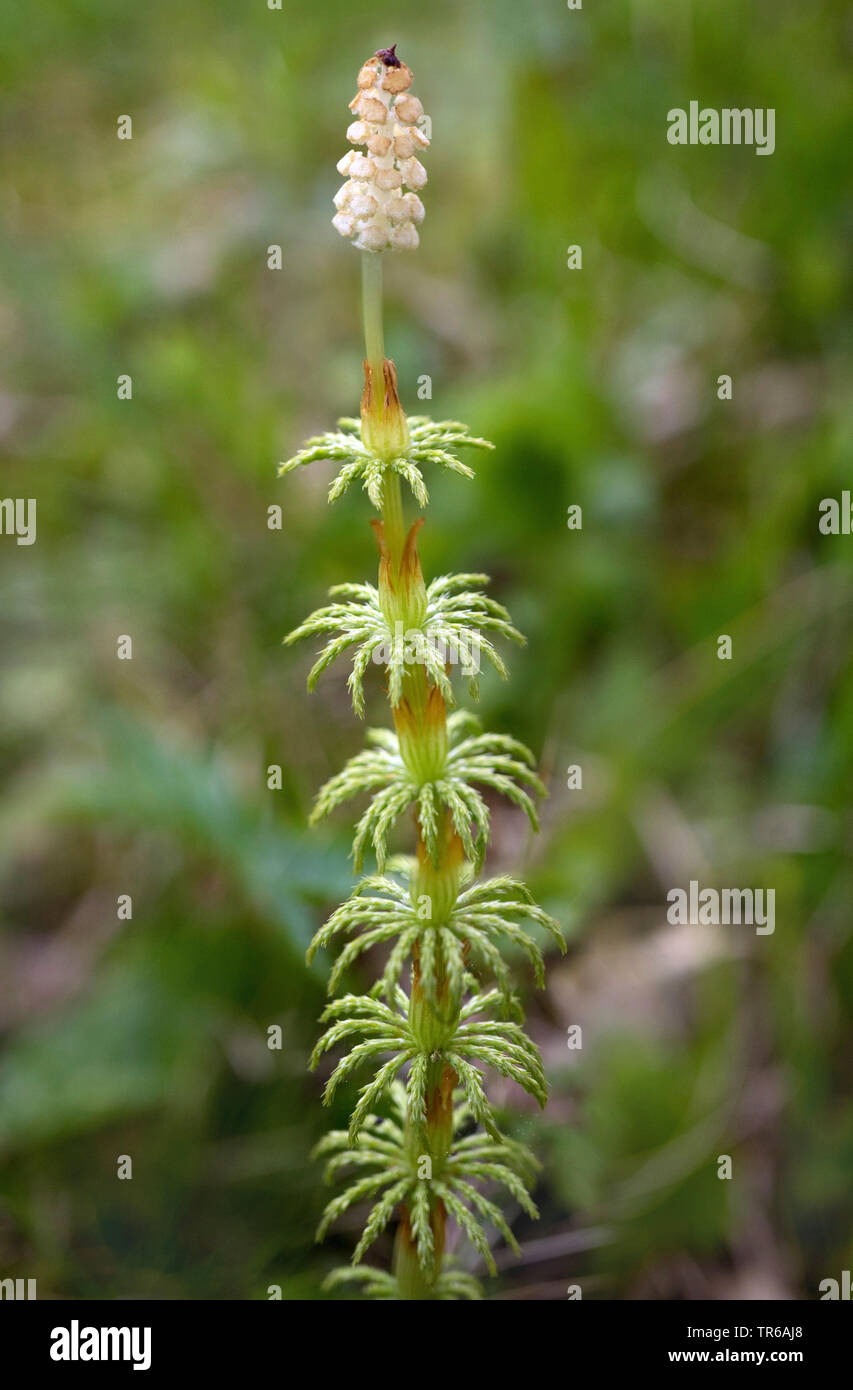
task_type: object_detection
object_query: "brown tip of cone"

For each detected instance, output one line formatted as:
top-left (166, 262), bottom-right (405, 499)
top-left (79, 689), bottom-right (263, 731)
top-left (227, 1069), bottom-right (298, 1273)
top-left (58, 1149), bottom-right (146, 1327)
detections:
top-left (400, 516), bottom-right (424, 571)
top-left (382, 357), bottom-right (403, 411)
top-left (361, 359), bottom-right (375, 418)
top-left (361, 357), bottom-right (403, 411)
top-left (403, 516), bottom-right (424, 545)
top-left (361, 357), bottom-right (409, 460)
top-left (375, 516), bottom-right (425, 598)
top-left (423, 682), bottom-right (447, 727)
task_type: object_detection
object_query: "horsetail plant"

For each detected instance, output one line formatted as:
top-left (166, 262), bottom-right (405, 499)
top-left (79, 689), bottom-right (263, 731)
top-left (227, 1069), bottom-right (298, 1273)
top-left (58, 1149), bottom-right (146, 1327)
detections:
top-left (280, 45), bottom-right (564, 1300)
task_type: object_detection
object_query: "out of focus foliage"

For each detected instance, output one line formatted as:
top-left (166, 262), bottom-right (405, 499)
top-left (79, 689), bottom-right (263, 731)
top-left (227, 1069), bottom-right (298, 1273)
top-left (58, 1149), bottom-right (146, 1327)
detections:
top-left (1, 0), bottom-right (851, 1298)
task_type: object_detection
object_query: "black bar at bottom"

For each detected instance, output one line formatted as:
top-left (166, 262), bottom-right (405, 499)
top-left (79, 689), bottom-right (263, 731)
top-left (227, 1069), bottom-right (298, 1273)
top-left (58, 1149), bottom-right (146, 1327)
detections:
top-left (0, 1298), bottom-right (845, 1376)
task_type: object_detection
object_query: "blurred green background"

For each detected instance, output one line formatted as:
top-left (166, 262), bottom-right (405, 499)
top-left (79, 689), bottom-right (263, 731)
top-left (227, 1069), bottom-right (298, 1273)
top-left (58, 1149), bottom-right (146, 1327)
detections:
top-left (1, 0), bottom-right (851, 1299)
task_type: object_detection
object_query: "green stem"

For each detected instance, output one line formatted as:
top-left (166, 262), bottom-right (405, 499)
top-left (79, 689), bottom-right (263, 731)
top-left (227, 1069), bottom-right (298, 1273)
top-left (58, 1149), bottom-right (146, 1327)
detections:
top-left (361, 250), bottom-right (385, 382)
top-left (392, 810), bottom-right (462, 1300)
top-left (362, 250), bottom-right (406, 570)
top-left (382, 473), bottom-right (406, 574)
top-left (362, 246), bottom-right (457, 1301)
top-left (393, 1207), bottom-right (439, 1300)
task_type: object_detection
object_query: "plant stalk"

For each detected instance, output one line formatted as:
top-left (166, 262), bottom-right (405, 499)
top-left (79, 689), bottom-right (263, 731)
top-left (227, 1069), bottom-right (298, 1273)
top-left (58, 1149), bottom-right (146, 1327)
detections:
top-left (361, 250), bottom-right (385, 380)
top-left (362, 250), bottom-right (406, 570)
top-left (365, 247), bottom-right (461, 1298)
